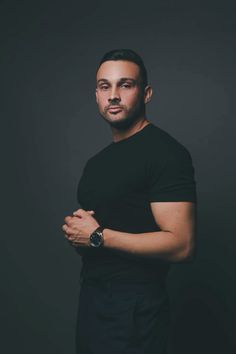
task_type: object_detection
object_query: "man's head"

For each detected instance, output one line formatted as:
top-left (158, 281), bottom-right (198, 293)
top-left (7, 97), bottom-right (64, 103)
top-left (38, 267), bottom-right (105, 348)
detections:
top-left (95, 49), bottom-right (152, 130)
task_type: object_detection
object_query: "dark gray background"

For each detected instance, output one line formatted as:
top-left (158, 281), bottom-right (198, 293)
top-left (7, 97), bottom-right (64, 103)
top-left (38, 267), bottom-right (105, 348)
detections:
top-left (2, 1), bottom-right (236, 353)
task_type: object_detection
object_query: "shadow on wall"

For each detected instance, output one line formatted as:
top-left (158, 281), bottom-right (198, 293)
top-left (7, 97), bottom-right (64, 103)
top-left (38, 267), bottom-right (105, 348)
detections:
top-left (167, 284), bottom-right (235, 354)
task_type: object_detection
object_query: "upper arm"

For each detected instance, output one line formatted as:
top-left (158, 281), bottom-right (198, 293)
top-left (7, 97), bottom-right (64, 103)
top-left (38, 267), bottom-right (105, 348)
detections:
top-left (150, 201), bottom-right (197, 258)
top-left (146, 140), bottom-right (198, 259)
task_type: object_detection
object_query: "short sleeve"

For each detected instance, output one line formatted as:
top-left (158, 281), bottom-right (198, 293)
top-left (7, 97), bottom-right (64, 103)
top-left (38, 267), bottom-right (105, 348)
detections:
top-left (147, 143), bottom-right (197, 203)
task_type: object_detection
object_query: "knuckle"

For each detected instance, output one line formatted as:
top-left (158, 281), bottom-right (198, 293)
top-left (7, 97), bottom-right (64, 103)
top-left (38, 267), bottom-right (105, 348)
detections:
top-left (64, 216), bottom-right (69, 223)
top-left (67, 219), bottom-right (72, 226)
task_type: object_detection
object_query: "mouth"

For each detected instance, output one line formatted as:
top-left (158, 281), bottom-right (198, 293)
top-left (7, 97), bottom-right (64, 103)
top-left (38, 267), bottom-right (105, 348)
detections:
top-left (108, 106), bottom-right (123, 113)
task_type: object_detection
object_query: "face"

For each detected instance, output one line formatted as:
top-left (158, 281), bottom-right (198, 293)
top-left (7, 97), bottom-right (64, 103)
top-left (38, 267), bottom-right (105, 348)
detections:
top-left (95, 60), bottom-right (152, 129)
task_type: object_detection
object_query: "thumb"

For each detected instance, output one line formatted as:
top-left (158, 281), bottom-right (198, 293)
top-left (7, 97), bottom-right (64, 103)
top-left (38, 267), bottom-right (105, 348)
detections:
top-left (87, 210), bottom-right (95, 214)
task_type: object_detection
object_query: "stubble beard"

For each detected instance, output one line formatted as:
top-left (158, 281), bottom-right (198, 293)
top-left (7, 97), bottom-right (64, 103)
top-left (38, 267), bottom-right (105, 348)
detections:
top-left (98, 100), bottom-right (146, 131)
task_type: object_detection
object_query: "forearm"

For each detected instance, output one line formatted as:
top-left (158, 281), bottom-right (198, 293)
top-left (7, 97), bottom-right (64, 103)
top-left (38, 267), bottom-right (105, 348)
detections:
top-left (103, 228), bottom-right (190, 262)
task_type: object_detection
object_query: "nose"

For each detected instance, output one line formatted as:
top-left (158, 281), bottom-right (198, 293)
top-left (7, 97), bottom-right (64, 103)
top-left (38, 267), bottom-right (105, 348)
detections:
top-left (108, 86), bottom-right (121, 104)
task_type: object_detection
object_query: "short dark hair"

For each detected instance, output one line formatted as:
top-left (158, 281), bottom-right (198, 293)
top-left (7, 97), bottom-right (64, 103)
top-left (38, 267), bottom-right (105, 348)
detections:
top-left (96, 49), bottom-right (148, 89)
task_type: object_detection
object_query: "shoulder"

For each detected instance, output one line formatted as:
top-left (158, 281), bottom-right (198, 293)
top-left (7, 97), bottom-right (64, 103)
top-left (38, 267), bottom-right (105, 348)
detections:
top-left (147, 124), bottom-right (194, 166)
top-left (146, 124), bottom-right (197, 203)
top-left (84, 142), bottom-right (113, 167)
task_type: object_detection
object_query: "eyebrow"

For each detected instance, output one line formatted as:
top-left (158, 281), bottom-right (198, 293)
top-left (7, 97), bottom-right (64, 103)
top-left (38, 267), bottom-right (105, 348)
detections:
top-left (97, 77), bottom-right (137, 84)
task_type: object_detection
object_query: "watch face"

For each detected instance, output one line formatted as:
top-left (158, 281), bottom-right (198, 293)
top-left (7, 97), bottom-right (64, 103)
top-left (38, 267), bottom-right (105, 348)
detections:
top-left (90, 232), bottom-right (102, 247)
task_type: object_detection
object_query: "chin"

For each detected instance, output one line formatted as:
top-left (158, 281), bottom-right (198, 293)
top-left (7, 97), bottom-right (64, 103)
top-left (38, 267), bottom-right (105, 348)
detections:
top-left (108, 116), bottom-right (140, 130)
top-left (99, 109), bottom-right (141, 129)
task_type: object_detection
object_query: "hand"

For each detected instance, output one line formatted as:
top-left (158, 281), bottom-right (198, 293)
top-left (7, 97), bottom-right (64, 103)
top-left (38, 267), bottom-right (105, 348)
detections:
top-left (62, 209), bottom-right (100, 247)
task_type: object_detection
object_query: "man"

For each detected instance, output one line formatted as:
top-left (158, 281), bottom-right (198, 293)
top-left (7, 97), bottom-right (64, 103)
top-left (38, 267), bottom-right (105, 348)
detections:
top-left (62, 49), bottom-right (197, 354)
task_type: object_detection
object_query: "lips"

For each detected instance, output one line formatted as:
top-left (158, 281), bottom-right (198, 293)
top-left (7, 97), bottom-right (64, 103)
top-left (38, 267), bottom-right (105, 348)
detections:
top-left (108, 106), bottom-right (123, 113)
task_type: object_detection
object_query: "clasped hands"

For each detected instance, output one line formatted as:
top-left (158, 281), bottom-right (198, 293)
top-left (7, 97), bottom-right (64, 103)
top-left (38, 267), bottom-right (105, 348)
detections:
top-left (62, 208), bottom-right (100, 247)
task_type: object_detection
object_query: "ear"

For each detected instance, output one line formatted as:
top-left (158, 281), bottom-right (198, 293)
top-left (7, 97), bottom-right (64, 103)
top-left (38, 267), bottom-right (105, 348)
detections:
top-left (95, 88), bottom-right (98, 104)
top-left (144, 85), bottom-right (153, 104)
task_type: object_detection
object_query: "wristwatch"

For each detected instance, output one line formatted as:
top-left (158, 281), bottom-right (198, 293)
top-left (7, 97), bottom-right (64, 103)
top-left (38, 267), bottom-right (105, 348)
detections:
top-left (89, 226), bottom-right (105, 248)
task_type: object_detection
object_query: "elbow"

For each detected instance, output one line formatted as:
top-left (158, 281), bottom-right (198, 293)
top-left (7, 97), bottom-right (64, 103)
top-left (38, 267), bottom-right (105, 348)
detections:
top-left (173, 237), bottom-right (196, 263)
top-left (179, 241), bottom-right (196, 263)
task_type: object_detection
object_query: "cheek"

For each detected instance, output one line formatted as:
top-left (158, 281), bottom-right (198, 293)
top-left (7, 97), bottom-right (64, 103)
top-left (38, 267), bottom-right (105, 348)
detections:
top-left (97, 94), bottom-right (108, 107)
top-left (125, 93), bottom-right (141, 106)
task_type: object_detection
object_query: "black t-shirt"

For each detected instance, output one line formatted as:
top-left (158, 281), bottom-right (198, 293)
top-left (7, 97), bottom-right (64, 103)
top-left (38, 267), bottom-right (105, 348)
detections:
top-left (76, 122), bottom-right (197, 285)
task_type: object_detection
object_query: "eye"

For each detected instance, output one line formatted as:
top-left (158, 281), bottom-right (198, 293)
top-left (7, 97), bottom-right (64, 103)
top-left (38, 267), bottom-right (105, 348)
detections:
top-left (100, 85), bottom-right (109, 90)
top-left (121, 83), bottom-right (131, 88)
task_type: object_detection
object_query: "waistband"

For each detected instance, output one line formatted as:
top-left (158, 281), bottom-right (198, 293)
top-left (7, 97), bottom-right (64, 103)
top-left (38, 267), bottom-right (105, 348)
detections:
top-left (80, 277), bottom-right (165, 292)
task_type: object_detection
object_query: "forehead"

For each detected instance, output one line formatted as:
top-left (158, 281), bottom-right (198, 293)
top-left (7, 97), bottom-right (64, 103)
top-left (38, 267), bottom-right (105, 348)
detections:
top-left (96, 60), bottom-right (140, 82)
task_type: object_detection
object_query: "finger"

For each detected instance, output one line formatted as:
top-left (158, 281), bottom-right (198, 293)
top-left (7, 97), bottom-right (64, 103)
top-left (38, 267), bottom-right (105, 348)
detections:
top-left (72, 208), bottom-right (87, 217)
top-left (73, 210), bottom-right (95, 216)
top-left (73, 209), bottom-right (91, 218)
top-left (65, 217), bottom-right (77, 227)
top-left (68, 235), bottom-right (79, 246)
top-left (64, 216), bottom-right (72, 223)
top-left (67, 235), bottom-right (75, 241)
top-left (73, 210), bottom-right (82, 217)
top-left (62, 224), bottom-right (74, 235)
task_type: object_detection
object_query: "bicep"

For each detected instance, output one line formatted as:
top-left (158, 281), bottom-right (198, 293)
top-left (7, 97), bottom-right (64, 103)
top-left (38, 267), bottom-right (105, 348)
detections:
top-left (150, 201), bottom-right (197, 251)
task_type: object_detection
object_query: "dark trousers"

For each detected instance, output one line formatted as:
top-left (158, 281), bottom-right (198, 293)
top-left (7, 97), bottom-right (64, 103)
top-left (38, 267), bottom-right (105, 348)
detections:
top-left (75, 278), bottom-right (170, 354)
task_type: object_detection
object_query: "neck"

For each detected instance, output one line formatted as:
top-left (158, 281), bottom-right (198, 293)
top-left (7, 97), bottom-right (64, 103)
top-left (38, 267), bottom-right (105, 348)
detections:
top-left (111, 117), bottom-right (150, 143)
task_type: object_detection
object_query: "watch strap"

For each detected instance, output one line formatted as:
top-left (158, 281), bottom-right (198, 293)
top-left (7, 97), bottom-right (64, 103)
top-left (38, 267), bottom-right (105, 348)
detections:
top-left (93, 226), bottom-right (105, 234)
